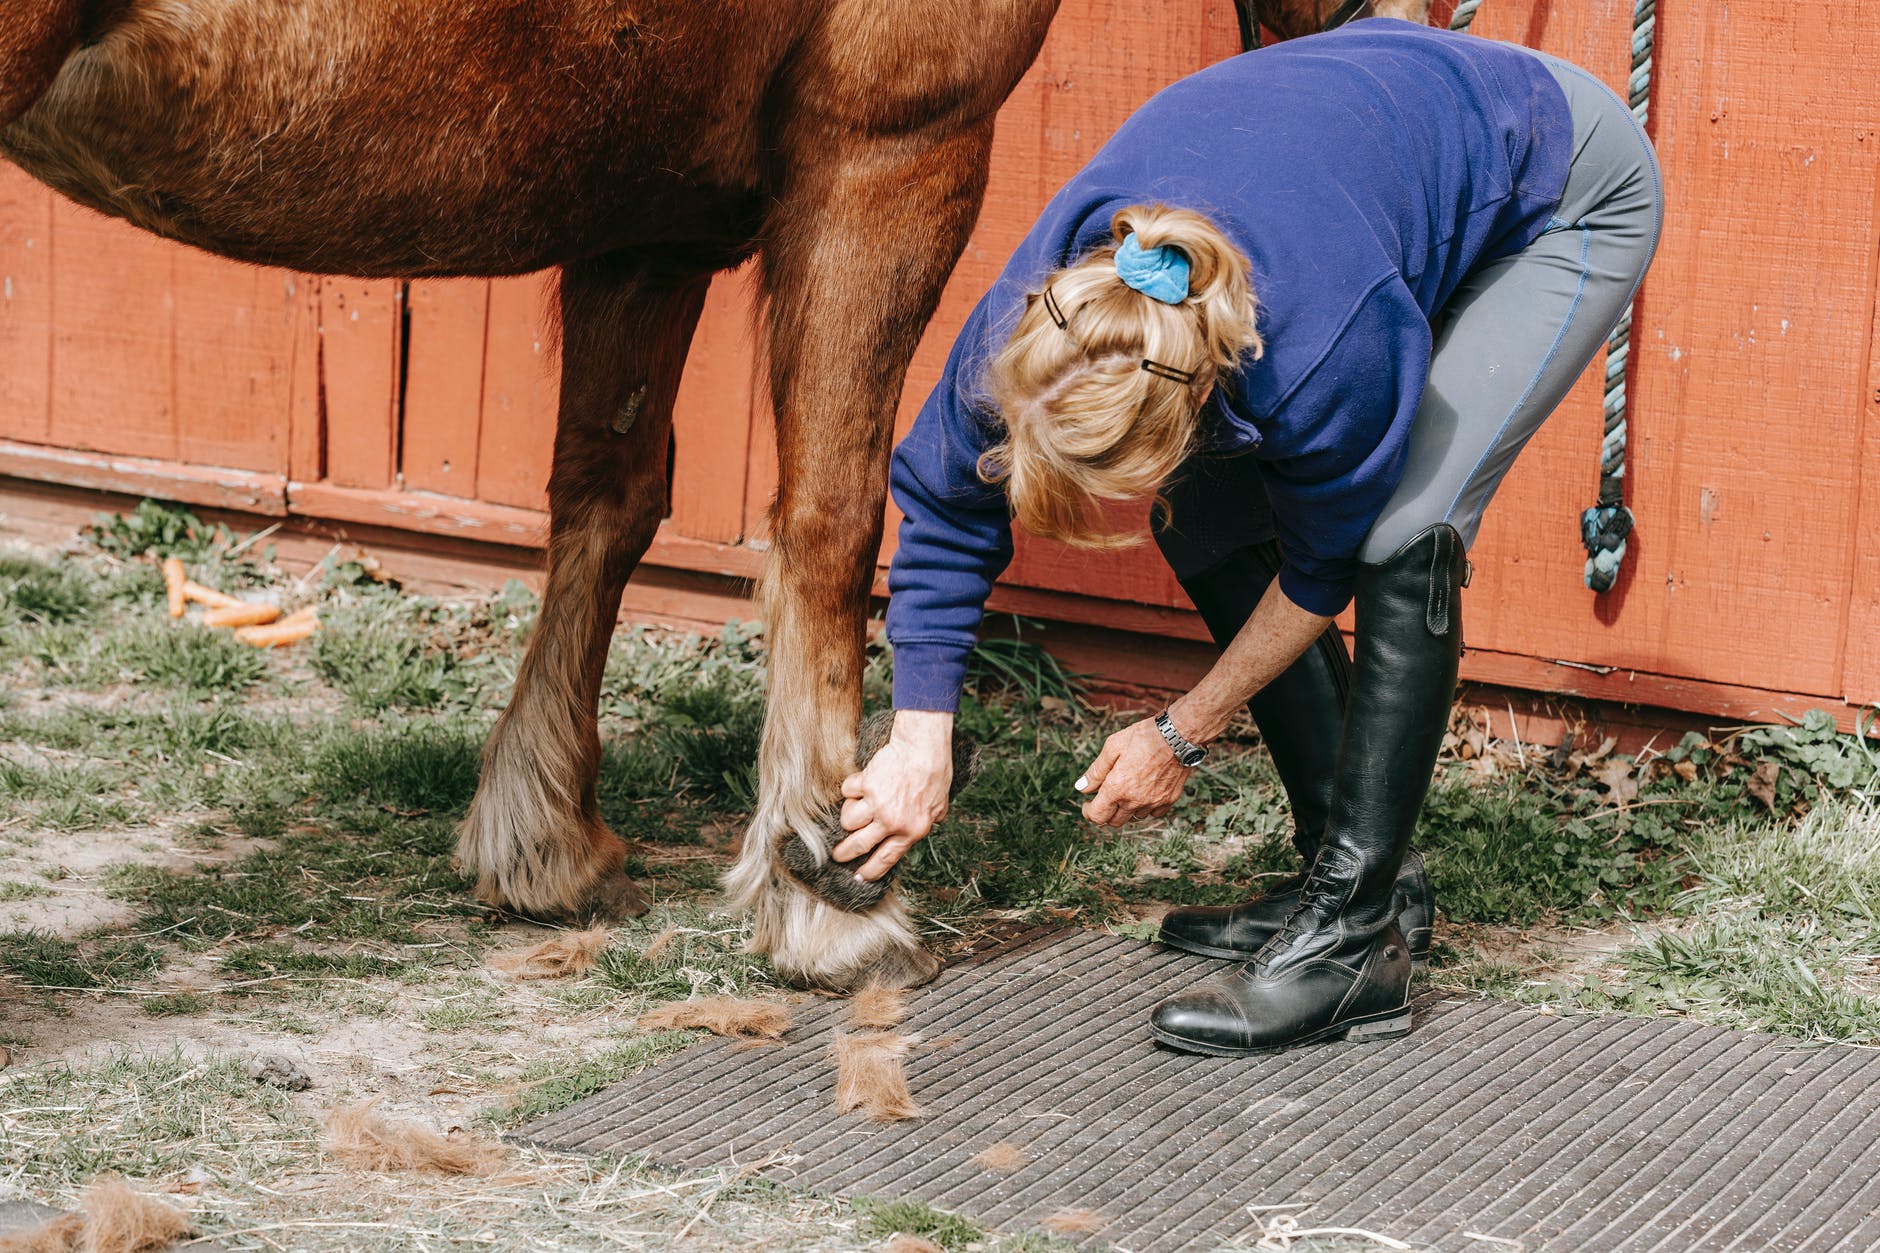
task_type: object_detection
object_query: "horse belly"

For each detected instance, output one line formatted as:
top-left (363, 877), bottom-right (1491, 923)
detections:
top-left (0, 0), bottom-right (787, 275)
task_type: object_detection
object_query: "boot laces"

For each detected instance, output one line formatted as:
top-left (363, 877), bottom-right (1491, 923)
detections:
top-left (1260, 854), bottom-right (1346, 961)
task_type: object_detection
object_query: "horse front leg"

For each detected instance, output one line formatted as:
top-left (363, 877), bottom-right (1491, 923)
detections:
top-left (459, 258), bottom-right (710, 919)
top-left (724, 123), bottom-right (999, 992)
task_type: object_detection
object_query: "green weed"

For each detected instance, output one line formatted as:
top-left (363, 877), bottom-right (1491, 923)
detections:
top-left (0, 556), bottom-right (96, 625)
top-left (0, 930), bottom-right (162, 992)
top-left (106, 622), bottom-right (269, 695)
top-left (853, 1199), bottom-right (986, 1251)
top-left (492, 1033), bottom-right (694, 1127)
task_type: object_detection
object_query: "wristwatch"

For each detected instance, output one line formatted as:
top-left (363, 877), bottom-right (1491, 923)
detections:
top-left (1154, 709), bottom-right (1208, 768)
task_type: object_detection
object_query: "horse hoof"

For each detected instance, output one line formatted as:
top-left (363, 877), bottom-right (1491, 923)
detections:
top-left (587, 868), bottom-right (651, 921)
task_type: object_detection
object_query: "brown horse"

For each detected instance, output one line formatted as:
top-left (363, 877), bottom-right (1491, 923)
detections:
top-left (1, 0), bottom-right (1436, 994)
top-left (2, 0), bottom-right (1060, 991)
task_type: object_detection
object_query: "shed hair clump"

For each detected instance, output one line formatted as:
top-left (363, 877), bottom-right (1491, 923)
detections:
top-left (971, 1141), bottom-right (1030, 1172)
top-left (847, 981), bottom-right (909, 1029)
top-left (638, 996), bottom-right (792, 1040)
top-left (0, 1178), bottom-right (193, 1253)
top-left (832, 1030), bottom-right (921, 1122)
top-left (488, 925), bottom-right (611, 979)
top-left (324, 1100), bottom-right (504, 1176)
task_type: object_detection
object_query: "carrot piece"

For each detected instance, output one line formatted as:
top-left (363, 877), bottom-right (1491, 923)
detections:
top-left (203, 603), bottom-right (282, 629)
top-left (182, 580), bottom-right (243, 609)
top-left (163, 557), bottom-right (187, 618)
top-left (236, 617), bottom-right (318, 648)
top-left (278, 605), bottom-right (320, 626)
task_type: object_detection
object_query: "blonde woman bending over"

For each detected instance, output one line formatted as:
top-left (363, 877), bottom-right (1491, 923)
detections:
top-left (833, 18), bottom-right (1661, 1055)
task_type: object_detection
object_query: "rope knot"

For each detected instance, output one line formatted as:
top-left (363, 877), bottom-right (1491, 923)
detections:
top-left (1580, 503), bottom-right (1634, 592)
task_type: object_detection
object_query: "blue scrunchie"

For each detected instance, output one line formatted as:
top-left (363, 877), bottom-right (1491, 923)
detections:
top-left (1115, 232), bottom-right (1191, 304)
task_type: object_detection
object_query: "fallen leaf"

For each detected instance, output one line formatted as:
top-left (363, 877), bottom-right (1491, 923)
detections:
top-left (1748, 759), bottom-right (1780, 809)
top-left (1672, 760), bottom-right (1698, 783)
top-left (1595, 757), bottom-right (1639, 803)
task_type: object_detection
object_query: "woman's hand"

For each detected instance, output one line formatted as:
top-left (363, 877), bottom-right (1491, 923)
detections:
top-left (830, 710), bottom-right (955, 882)
top-left (1076, 715), bottom-right (1196, 826)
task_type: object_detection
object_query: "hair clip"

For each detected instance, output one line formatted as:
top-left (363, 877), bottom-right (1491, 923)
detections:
top-left (1141, 359), bottom-right (1198, 386)
top-left (1041, 285), bottom-right (1070, 331)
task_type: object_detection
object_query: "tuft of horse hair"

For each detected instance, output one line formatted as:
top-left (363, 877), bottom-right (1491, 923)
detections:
top-left (324, 1100), bottom-right (503, 1176)
top-left (637, 996), bottom-right (791, 1040)
top-left (1041, 1207), bottom-right (1103, 1235)
top-left (0, 1213), bottom-right (82, 1253)
top-left (970, 1141), bottom-right (1029, 1172)
top-left (779, 710), bottom-right (981, 913)
top-left (882, 1237), bottom-right (945, 1253)
top-left (832, 1030), bottom-right (921, 1122)
top-left (487, 925), bottom-right (611, 980)
top-left (0, 1179), bottom-right (192, 1253)
top-left (847, 981), bottom-right (908, 1030)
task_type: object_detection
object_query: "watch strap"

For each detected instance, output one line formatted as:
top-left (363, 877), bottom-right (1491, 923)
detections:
top-left (1154, 709), bottom-right (1207, 767)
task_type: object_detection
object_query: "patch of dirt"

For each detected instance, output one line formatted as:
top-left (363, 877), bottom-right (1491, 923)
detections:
top-left (0, 824), bottom-right (268, 938)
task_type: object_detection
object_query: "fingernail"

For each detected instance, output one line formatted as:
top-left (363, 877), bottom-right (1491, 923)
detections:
top-left (1074, 776), bottom-right (1089, 791)
top-left (854, 873), bottom-right (867, 883)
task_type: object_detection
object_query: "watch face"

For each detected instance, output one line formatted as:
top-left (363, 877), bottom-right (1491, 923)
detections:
top-left (1180, 745), bottom-right (1206, 768)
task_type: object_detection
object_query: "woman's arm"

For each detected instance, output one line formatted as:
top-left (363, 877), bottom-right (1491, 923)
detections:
top-left (1078, 579), bottom-right (1333, 825)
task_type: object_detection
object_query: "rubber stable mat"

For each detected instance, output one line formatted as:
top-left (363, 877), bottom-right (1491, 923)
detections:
top-left (522, 929), bottom-right (1880, 1251)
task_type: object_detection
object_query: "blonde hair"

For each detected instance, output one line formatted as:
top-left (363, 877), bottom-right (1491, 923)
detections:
top-left (978, 204), bottom-right (1261, 547)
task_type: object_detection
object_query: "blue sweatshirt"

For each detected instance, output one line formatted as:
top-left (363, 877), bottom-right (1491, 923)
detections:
top-left (885, 19), bottom-right (1572, 711)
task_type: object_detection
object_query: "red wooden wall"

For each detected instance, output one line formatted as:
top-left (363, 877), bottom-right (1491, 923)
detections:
top-left (2, 1), bottom-right (1878, 726)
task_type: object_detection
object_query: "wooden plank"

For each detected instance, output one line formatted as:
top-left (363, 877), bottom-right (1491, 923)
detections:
top-left (1845, 163), bottom-right (1880, 710)
top-left (318, 280), bottom-right (403, 489)
top-left (669, 267), bottom-right (760, 543)
top-left (169, 254), bottom-right (298, 474)
top-left (401, 278), bottom-right (490, 497)
top-left (0, 439), bottom-right (286, 514)
top-left (0, 166), bottom-right (52, 445)
top-left (474, 274), bottom-right (558, 510)
top-left (46, 199), bottom-right (177, 462)
top-left (286, 276), bottom-right (324, 483)
top-left (1467, 0), bottom-right (1880, 699)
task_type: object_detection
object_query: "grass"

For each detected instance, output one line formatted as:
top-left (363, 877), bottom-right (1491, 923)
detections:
top-left (0, 1049), bottom-right (307, 1187)
top-left (5, 499), bottom-right (1880, 1249)
top-left (493, 1032), bottom-right (697, 1128)
top-left (0, 930), bottom-right (163, 993)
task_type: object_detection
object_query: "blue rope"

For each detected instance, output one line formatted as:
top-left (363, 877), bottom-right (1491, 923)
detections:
top-left (1582, 0), bottom-right (1654, 592)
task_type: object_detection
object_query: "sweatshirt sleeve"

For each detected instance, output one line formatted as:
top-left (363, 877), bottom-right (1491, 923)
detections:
top-left (1256, 279), bottom-right (1433, 616)
top-left (884, 300), bottom-right (1016, 712)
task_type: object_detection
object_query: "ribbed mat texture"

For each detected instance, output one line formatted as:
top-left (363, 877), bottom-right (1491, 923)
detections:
top-left (523, 929), bottom-right (1880, 1251)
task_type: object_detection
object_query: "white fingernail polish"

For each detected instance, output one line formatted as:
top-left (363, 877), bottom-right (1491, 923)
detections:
top-left (1075, 776), bottom-right (1089, 791)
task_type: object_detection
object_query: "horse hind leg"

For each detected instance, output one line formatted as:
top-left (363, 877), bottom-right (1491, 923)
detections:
top-left (725, 120), bottom-right (1005, 993)
top-left (0, 0), bottom-right (83, 126)
top-left (458, 258), bottom-right (710, 921)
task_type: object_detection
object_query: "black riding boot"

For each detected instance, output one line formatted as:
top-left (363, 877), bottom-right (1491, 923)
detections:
top-left (1156, 541), bottom-right (1435, 965)
top-left (1151, 524), bottom-right (1464, 1055)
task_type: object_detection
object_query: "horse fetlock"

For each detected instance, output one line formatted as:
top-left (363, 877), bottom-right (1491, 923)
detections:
top-left (457, 781), bottom-right (640, 921)
top-left (752, 875), bottom-right (940, 993)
